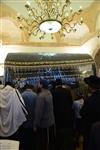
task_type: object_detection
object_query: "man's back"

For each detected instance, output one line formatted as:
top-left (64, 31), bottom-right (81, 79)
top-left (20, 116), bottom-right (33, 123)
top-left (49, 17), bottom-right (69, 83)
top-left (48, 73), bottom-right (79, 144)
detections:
top-left (88, 122), bottom-right (100, 150)
top-left (22, 88), bottom-right (37, 127)
top-left (52, 85), bottom-right (73, 129)
top-left (34, 89), bottom-right (55, 128)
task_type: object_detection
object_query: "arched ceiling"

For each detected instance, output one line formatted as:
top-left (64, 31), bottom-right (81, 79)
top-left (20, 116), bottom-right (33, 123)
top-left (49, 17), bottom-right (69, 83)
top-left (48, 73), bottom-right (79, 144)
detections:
top-left (0, 0), bottom-right (100, 62)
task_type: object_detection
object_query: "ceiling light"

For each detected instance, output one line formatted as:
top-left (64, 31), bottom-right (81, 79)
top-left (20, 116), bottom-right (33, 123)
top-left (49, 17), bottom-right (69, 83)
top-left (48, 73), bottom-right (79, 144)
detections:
top-left (39, 20), bottom-right (61, 33)
top-left (17, 0), bottom-right (83, 40)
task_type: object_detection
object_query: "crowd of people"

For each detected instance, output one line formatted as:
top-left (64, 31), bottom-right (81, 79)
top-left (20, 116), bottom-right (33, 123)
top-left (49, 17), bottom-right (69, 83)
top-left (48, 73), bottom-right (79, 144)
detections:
top-left (0, 75), bottom-right (100, 150)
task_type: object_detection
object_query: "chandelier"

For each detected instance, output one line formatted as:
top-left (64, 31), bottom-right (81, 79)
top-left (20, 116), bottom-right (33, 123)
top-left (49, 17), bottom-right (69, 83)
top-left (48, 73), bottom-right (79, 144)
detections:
top-left (17, 0), bottom-right (83, 40)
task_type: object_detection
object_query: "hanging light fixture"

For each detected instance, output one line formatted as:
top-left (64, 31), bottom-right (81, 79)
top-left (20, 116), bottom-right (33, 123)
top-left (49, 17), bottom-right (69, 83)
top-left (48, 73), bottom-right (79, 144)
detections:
top-left (17, 0), bottom-right (83, 39)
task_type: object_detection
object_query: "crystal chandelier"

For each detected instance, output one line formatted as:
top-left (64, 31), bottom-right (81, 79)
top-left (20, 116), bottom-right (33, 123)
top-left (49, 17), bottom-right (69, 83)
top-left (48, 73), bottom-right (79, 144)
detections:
top-left (17, 0), bottom-right (83, 40)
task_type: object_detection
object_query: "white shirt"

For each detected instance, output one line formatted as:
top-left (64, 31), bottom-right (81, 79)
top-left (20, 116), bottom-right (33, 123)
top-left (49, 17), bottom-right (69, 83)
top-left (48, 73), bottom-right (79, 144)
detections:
top-left (73, 98), bottom-right (84, 119)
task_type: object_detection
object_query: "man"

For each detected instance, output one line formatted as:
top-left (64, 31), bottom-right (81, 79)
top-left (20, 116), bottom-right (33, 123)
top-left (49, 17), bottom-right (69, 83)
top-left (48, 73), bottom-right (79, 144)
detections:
top-left (22, 84), bottom-right (37, 150)
top-left (73, 94), bottom-right (84, 148)
top-left (80, 75), bottom-right (100, 150)
top-left (33, 79), bottom-right (55, 150)
top-left (52, 78), bottom-right (74, 150)
top-left (0, 82), bottom-right (27, 141)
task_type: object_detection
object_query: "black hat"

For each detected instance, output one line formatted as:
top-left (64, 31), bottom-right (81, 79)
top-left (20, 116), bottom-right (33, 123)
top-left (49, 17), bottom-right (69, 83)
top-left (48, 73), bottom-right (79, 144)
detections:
top-left (84, 75), bottom-right (100, 89)
top-left (55, 78), bottom-right (62, 86)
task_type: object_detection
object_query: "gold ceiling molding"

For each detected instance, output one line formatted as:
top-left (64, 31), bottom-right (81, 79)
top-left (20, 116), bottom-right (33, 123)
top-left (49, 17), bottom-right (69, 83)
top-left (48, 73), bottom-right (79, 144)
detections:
top-left (0, 32), bottom-right (12, 43)
top-left (1, 41), bottom-right (86, 47)
top-left (0, 2), bottom-right (16, 19)
top-left (82, 2), bottom-right (100, 33)
top-left (0, 3), bottom-right (28, 42)
top-left (2, 42), bottom-right (76, 47)
top-left (1, 32), bottom-right (97, 47)
top-left (0, 1), bottom-right (100, 47)
top-left (0, 18), bottom-right (23, 43)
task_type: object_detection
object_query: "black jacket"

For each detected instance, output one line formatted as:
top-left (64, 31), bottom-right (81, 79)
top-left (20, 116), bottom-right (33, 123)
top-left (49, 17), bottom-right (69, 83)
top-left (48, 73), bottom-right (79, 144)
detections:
top-left (80, 90), bottom-right (100, 135)
top-left (88, 122), bottom-right (100, 150)
top-left (52, 86), bottom-right (73, 129)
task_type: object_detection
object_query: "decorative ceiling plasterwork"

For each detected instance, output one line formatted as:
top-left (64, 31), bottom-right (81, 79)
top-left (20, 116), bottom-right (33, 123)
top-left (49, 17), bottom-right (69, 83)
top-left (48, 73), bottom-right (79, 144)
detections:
top-left (0, 18), bottom-right (22, 43)
top-left (0, 0), bottom-right (100, 66)
top-left (0, 1), bottom-right (100, 46)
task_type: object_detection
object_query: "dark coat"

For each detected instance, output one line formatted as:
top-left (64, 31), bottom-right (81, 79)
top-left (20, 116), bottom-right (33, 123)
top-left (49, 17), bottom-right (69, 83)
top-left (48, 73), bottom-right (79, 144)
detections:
top-left (80, 90), bottom-right (100, 135)
top-left (52, 85), bottom-right (73, 129)
top-left (88, 122), bottom-right (100, 150)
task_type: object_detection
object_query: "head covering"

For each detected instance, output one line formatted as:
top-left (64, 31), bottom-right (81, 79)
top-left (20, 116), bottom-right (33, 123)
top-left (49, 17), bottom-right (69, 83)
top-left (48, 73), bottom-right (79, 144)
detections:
top-left (55, 78), bottom-right (62, 86)
top-left (84, 75), bottom-right (100, 89)
top-left (0, 85), bottom-right (27, 137)
top-left (40, 79), bottom-right (48, 89)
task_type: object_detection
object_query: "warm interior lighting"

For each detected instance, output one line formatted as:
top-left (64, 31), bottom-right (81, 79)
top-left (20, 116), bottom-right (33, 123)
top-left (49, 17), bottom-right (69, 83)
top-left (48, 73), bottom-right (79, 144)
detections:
top-left (17, 0), bottom-right (83, 39)
top-left (39, 20), bottom-right (61, 33)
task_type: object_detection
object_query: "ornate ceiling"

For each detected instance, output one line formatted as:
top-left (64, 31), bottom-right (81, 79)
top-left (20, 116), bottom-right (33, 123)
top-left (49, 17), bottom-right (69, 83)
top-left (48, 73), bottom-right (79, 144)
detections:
top-left (0, 0), bottom-right (100, 60)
